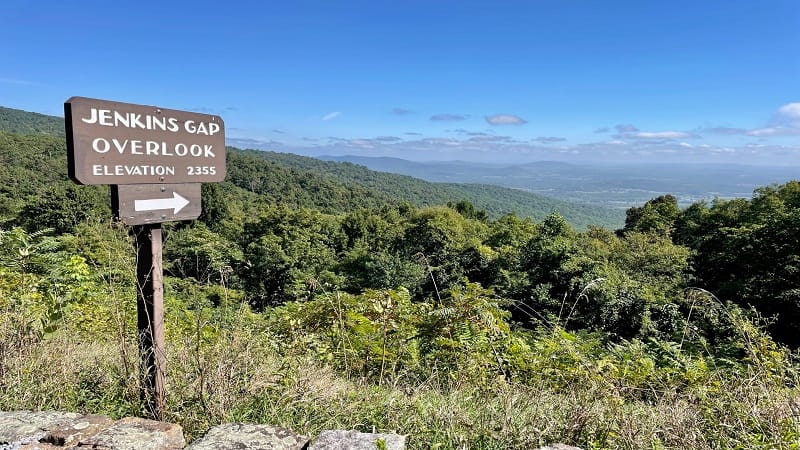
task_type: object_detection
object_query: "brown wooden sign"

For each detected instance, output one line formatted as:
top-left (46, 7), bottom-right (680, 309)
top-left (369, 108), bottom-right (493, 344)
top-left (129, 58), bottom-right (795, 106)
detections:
top-left (65, 97), bottom-right (226, 185)
top-left (113, 184), bottom-right (202, 225)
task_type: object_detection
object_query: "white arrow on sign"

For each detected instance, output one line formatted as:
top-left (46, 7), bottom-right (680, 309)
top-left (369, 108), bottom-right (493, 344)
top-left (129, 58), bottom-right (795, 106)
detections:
top-left (134, 192), bottom-right (191, 214)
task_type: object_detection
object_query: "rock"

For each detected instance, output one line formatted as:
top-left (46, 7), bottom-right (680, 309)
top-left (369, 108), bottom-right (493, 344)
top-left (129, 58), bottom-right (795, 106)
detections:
top-left (309, 430), bottom-right (405, 450)
top-left (75, 417), bottom-right (185, 450)
top-left (0, 411), bottom-right (82, 448)
top-left (40, 415), bottom-right (113, 447)
top-left (186, 423), bottom-right (309, 450)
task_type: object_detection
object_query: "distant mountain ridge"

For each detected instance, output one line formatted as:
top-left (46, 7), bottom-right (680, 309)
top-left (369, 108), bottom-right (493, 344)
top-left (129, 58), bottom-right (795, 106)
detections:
top-left (230, 149), bottom-right (623, 228)
top-left (0, 105), bottom-right (624, 229)
top-left (322, 154), bottom-right (800, 209)
top-left (0, 106), bottom-right (65, 136)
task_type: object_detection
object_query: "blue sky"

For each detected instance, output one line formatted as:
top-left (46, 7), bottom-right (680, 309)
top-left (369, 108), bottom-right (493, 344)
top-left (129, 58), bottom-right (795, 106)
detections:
top-left (2, 0), bottom-right (799, 164)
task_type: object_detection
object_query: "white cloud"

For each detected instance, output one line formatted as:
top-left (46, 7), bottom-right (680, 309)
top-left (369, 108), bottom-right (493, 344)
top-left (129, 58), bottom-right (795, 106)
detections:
top-left (615, 124), bottom-right (639, 133)
top-left (532, 136), bottom-right (567, 144)
top-left (777, 103), bottom-right (800, 121)
top-left (322, 111), bottom-right (341, 121)
top-left (740, 103), bottom-right (800, 137)
top-left (485, 114), bottom-right (527, 125)
top-left (631, 131), bottom-right (693, 139)
top-left (747, 127), bottom-right (782, 137)
top-left (0, 77), bottom-right (46, 86)
top-left (431, 113), bottom-right (467, 121)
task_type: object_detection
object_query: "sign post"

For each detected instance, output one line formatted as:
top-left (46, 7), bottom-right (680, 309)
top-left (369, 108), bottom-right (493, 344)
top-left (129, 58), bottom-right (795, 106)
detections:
top-left (135, 224), bottom-right (166, 417)
top-left (65, 96), bottom-right (225, 419)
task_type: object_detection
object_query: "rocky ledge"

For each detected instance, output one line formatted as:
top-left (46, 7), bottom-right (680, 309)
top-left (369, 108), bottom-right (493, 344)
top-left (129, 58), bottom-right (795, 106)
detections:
top-left (0, 411), bottom-right (580, 450)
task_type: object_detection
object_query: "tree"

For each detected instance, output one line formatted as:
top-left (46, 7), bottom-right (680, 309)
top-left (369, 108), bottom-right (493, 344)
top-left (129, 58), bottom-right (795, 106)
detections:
top-left (17, 183), bottom-right (108, 234)
top-left (622, 194), bottom-right (679, 236)
top-left (674, 182), bottom-right (800, 347)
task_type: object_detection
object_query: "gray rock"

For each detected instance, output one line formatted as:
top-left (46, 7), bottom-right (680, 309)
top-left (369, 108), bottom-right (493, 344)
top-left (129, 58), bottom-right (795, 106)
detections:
top-left (309, 430), bottom-right (405, 450)
top-left (0, 411), bottom-right (82, 447)
top-left (76, 417), bottom-right (185, 450)
top-left (40, 414), bottom-right (113, 447)
top-left (186, 423), bottom-right (309, 450)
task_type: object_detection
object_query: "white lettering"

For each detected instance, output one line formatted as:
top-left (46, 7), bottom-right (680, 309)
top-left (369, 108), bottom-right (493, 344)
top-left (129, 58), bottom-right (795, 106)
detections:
top-left (130, 113), bottom-right (145, 129)
top-left (112, 139), bottom-right (128, 154)
top-left (130, 140), bottom-right (143, 155)
top-left (93, 164), bottom-right (176, 177)
top-left (92, 138), bottom-right (110, 153)
top-left (203, 144), bottom-right (215, 157)
top-left (190, 144), bottom-right (202, 157)
top-left (151, 115), bottom-right (167, 131)
top-left (146, 141), bottom-right (160, 155)
top-left (78, 107), bottom-right (186, 131)
top-left (98, 109), bottom-right (112, 126)
top-left (81, 108), bottom-right (99, 124)
top-left (113, 111), bottom-right (129, 128)
top-left (183, 120), bottom-right (220, 135)
top-left (174, 143), bottom-right (188, 156)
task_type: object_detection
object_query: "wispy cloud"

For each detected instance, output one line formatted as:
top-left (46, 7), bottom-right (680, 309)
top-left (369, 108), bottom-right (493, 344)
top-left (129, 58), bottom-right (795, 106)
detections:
top-left (630, 131), bottom-right (695, 139)
top-left (467, 135), bottom-right (515, 144)
top-left (533, 136), bottom-right (567, 144)
top-left (612, 123), bottom-right (697, 140)
top-left (226, 131), bottom-right (800, 165)
top-left (615, 124), bottom-right (639, 133)
top-left (697, 103), bottom-right (800, 139)
top-left (226, 137), bottom-right (285, 148)
top-left (701, 127), bottom-right (748, 135)
top-left (746, 102), bottom-right (800, 136)
top-left (431, 113), bottom-right (467, 121)
top-left (392, 108), bottom-right (413, 115)
top-left (594, 127), bottom-right (610, 134)
top-left (0, 77), bottom-right (46, 87)
top-left (485, 114), bottom-right (527, 125)
top-left (776, 103), bottom-right (800, 125)
top-left (322, 111), bottom-right (342, 121)
top-left (746, 126), bottom-right (800, 137)
top-left (375, 136), bottom-right (402, 142)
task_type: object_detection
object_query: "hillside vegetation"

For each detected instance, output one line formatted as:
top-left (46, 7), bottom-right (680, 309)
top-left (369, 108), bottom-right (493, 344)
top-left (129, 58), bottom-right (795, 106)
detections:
top-left (1, 107), bottom-right (799, 449)
top-left (0, 106), bottom-right (65, 136)
top-left (238, 149), bottom-right (623, 228)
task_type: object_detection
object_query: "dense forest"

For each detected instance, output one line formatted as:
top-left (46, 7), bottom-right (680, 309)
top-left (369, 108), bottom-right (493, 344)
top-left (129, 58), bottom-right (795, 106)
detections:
top-left (2, 107), bottom-right (799, 449)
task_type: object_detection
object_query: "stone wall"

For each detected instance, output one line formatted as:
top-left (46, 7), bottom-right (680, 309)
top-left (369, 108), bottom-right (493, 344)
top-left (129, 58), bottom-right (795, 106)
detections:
top-left (0, 411), bottom-right (404, 450)
top-left (1, 411), bottom-right (581, 450)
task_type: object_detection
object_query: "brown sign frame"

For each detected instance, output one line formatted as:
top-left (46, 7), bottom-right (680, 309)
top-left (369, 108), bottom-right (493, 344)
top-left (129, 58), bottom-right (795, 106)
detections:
top-left (65, 97), bottom-right (226, 185)
top-left (112, 183), bottom-right (202, 225)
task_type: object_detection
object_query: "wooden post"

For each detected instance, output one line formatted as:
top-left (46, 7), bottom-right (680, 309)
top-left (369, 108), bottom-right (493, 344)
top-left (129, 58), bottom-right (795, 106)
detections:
top-left (135, 224), bottom-right (166, 420)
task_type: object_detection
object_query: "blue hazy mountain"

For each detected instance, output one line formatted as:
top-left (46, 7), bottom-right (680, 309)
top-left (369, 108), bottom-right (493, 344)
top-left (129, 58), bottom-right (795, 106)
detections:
top-left (321, 155), bottom-right (799, 208)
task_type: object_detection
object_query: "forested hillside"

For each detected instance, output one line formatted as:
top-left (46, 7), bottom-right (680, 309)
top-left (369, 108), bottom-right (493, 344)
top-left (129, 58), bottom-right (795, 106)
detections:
top-left (0, 105), bottom-right (622, 229)
top-left (230, 149), bottom-right (623, 228)
top-left (0, 106), bottom-right (65, 136)
top-left (2, 107), bottom-right (799, 449)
